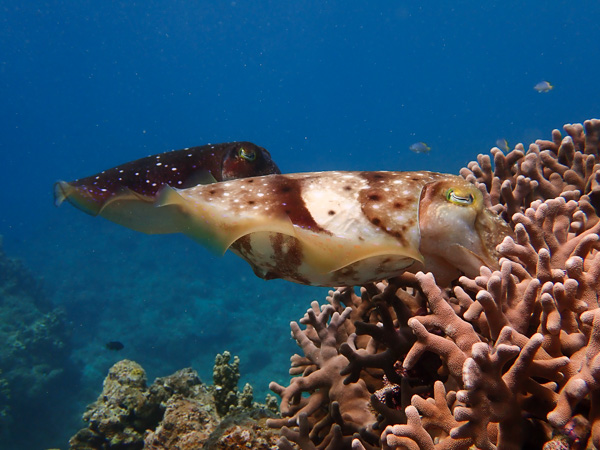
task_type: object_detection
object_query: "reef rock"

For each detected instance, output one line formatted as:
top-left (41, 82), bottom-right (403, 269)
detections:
top-left (70, 353), bottom-right (278, 449)
top-left (0, 236), bottom-right (71, 442)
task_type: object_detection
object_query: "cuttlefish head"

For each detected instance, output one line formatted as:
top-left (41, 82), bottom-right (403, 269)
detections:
top-left (220, 142), bottom-right (281, 180)
top-left (417, 176), bottom-right (512, 283)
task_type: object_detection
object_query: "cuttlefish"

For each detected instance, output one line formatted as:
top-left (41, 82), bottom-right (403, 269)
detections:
top-left (54, 142), bottom-right (280, 233)
top-left (150, 170), bottom-right (511, 286)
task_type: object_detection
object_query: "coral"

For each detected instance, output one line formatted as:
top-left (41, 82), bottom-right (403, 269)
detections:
top-left (0, 370), bottom-right (9, 421)
top-left (212, 350), bottom-right (257, 416)
top-left (0, 237), bottom-right (72, 444)
top-left (0, 238), bottom-right (70, 386)
top-left (267, 302), bottom-right (379, 449)
top-left (70, 355), bottom-right (278, 449)
top-left (202, 409), bottom-right (281, 448)
top-left (460, 118), bottom-right (600, 221)
top-left (268, 119), bottom-right (600, 449)
top-left (144, 394), bottom-right (219, 449)
top-left (70, 360), bottom-right (163, 449)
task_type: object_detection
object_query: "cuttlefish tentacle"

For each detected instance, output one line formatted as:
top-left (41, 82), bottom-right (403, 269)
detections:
top-left (53, 141), bottom-right (280, 234)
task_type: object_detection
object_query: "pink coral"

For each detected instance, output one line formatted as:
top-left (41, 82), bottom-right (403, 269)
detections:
top-left (268, 119), bottom-right (600, 449)
top-left (267, 303), bottom-right (378, 448)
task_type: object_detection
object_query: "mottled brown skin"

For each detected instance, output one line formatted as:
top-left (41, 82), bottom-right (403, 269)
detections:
top-left (358, 172), bottom-right (424, 249)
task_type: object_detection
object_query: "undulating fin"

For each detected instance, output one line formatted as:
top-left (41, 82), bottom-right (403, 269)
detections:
top-left (156, 184), bottom-right (296, 255)
top-left (96, 187), bottom-right (151, 215)
top-left (183, 170), bottom-right (218, 187)
top-left (291, 226), bottom-right (423, 275)
top-left (53, 181), bottom-right (69, 207)
top-left (53, 181), bottom-right (105, 216)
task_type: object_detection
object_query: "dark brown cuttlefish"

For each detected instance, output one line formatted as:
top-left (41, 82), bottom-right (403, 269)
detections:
top-left (54, 141), bottom-right (280, 233)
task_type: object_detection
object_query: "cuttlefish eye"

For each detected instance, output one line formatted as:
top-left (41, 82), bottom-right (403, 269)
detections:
top-left (446, 188), bottom-right (474, 205)
top-left (238, 147), bottom-right (256, 161)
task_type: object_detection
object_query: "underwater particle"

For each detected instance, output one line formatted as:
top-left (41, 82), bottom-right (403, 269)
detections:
top-left (534, 80), bottom-right (554, 92)
top-left (105, 341), bottom-right (124, 351)
top-left (495, 138), bottom-right (510, 152)
top-left (409, 142), bottom-right (431, 154)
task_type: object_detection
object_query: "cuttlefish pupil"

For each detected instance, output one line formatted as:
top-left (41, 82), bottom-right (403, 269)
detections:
top-left (446, 188), bottom-right (474, 205)
top-left (238, 147), bottom-right (256, 161)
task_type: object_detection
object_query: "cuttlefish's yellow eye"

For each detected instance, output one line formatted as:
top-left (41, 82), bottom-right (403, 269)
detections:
top-left (238, 147), bottom-right (256, 161)
top-left (446, 188), bottom-right (474, 206)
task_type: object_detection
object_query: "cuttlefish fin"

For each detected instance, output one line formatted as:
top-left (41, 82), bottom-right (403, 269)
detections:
top-left (53, 181), bottom-right (151, 215)
top-left (55, 181), bottom-right (186, 235)
top-left (293, 227), bottom-right (423, 275)
top-left (53, 181), bottom-right (69, 207)
top-left (97, 188), bottom-right (153, 214)
top-left (53, 181), bottom-right (103, 216)
top-left (183, 170), bottom-right (218, 187)
top-left (156, 185), bottom-right (297, 255)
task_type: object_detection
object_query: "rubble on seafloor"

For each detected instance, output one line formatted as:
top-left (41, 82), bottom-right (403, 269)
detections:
top-left (69, 353), bottom-right (280, 449)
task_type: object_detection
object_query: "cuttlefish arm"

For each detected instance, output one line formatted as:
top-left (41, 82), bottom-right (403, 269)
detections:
top-left (53, 141), bottom-right (280, 234)
top-left (417, 176), bottom-right (513, 283)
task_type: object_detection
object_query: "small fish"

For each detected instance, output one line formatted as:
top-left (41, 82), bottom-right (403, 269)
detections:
top-left (534, 81), bottom-right (553, 93)
top-left (105, 341), bottom-right (124, 351)
top-left (153, 171), bottom-right (512, 286)
top-left (54, 142), bottom-right (280, 234)
top-left (495, 138), bottom-right (510, 152)
top-left (409, 142), bottom-right (431, 154)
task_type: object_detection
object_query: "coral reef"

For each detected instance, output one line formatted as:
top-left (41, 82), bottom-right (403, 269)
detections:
top-left (267, 119), bottom-right (600, 449)
top-left (70, 360), bottom-right (163, 449)
top-left (0, 236), bottom-right (72, 442)
top-left (69, 352), bottom-right (279, 449)
top-left (0, 370), bottom-right (9, 421)
top-left (213, 350), bottom-right (255, 416)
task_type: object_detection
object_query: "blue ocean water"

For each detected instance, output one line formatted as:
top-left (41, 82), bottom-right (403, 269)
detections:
top-left (1, 1), bottom-right (599, 448)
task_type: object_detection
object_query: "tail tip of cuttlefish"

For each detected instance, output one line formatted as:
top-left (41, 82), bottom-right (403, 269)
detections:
top-left (53, 181), bottom-right (70, 207)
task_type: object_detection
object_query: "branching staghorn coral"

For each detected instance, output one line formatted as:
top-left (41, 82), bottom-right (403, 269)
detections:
top-left (268, 119), bottom-right (600, 449)
top-left (460, 118), bottom-right (600, 222)
top-left (267, 302), bottom-right (379, 449)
